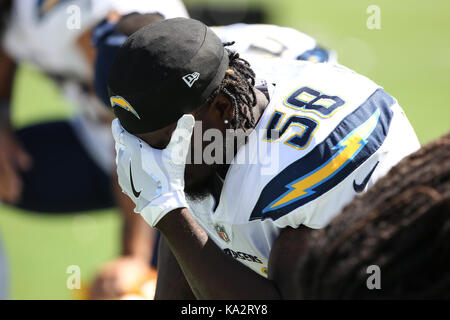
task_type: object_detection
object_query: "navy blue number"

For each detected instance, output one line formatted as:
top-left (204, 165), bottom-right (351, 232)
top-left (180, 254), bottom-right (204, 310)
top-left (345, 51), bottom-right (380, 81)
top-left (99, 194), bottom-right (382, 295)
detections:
top-left (285, 87), bottom-right (345, 117)
top-left (265, 111), bottom-right (318, 150)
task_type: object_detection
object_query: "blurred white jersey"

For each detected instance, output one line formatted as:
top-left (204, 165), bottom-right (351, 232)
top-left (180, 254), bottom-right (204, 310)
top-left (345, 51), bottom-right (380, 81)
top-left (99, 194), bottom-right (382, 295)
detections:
top-left (2, 0), bottom-right (188, 173)
top-left (187, 59), bottom-right (420, 277)
top-left (212, 23), bottom-right (337, 63)
top-left (3, 0), bottom-right (188, 81)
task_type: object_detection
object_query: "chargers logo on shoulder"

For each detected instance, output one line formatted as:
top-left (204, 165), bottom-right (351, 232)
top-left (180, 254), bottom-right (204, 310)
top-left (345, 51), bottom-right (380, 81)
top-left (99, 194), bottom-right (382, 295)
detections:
top-left (110, 96), bottom-right (141, 119)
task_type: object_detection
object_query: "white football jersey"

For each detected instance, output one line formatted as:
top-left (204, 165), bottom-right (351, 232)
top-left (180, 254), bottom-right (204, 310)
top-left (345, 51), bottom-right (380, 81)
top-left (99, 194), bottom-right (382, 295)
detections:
top-left (187, 58), bottom-right (420, 277)
top-left (212, 23), bottom-right (337, 63)
top-left (2, 0), bottom-right (188, 81)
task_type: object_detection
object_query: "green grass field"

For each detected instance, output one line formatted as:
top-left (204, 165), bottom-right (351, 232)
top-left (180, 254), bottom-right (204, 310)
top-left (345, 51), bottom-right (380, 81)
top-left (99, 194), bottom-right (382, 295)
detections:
top-left (0, 0), bottom-right (449, 299)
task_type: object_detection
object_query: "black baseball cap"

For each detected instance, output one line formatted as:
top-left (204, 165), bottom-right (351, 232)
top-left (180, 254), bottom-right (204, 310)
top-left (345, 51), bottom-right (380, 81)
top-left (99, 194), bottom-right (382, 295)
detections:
top-left (108, 17), bottom-right (230, 134)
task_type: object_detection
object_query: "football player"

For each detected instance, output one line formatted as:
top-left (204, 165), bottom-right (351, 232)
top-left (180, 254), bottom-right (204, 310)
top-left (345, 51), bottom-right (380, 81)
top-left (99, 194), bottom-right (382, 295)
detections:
top-left (91, 11), bottom-right (338, 299)
top-left (0, 0), bottom-right (187, 300)
top-left (109, 18), bottom-right (421, 299)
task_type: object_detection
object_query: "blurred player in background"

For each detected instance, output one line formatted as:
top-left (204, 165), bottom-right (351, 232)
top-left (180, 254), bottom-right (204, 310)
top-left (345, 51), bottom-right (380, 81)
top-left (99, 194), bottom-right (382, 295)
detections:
top-left (294, 131), bottom-right (450, 299)
top-left (0, 0), bottom-right (187, 300)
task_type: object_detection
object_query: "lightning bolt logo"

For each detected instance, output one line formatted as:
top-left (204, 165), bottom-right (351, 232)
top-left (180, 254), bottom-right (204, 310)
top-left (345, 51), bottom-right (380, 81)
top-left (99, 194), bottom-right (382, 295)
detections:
top-left (262, 109), bottom-right (381, 214)
top-left (110, 96), bottom-right (141, 119)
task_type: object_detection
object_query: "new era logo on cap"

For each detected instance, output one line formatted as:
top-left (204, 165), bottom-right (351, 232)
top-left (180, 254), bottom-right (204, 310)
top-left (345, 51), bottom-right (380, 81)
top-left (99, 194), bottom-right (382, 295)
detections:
top-left (183, 72), bottom-right (200, 88)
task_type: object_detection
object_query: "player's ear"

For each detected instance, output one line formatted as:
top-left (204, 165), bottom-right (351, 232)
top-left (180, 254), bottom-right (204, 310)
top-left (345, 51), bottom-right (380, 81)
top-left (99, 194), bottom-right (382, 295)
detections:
top-left (210, 94), bottom-right (234, 123)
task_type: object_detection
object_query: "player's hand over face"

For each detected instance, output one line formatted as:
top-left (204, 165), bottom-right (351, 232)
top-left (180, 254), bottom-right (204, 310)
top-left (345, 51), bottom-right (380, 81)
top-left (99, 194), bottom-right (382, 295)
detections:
top-left (0, 125), bottom-right (32, 204)
top-left (112, 114), bottom-right (195, 228)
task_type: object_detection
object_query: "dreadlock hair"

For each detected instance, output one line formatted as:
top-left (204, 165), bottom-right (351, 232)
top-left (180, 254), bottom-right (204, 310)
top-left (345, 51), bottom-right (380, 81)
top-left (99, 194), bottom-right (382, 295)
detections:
top-left (202, 43), bottom-right (258, 131)
top-left (295, 131), bottom-right (450, 299)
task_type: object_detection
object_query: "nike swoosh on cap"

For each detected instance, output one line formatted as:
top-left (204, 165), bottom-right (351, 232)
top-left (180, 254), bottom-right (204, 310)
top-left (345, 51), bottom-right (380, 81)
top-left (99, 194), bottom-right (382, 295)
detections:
top-left (353, 161), bottom-right (380, 193)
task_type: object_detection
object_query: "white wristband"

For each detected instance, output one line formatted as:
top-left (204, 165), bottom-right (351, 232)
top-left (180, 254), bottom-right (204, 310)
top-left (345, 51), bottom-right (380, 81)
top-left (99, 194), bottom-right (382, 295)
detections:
top-left (139, 190), bottom-right (188, 227)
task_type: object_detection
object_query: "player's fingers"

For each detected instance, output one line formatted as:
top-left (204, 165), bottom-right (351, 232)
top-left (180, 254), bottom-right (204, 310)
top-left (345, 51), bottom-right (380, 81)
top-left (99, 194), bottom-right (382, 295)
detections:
top-left (112, 120), bottom-right (143, 174)
top-left (112, 118), bottom-right (139, 148)
top-left (111, 119), bottom-right (125, 144)
top-left (0, 157), bottom-right (22, 203)
top-left (91, 267), bottom-right (122, 300)
top-left (91, 277), bottom-right (114, 300)
top-left (14, 144), bottom-right (33, 172)
top-left (119, 127), bottom-right (141, 150)
top-left (167, 114), bottom-right (195, 148)
top-left (99, 274), bottom-right (123, 299)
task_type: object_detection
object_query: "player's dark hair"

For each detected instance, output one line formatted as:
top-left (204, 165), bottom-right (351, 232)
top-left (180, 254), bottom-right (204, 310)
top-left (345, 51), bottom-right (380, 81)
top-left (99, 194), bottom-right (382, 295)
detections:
top-left (0, 0), bottom-right (12, 39)
top-left (295, 132), bottom-right (450, 299)
top-left (203, 43), bottom-right (258, 131)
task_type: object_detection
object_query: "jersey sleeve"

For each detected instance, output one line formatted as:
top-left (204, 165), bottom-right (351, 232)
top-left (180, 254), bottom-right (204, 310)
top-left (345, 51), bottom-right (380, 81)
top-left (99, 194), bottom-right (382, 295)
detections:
top-left (276, 103), bottom-right (419, 229)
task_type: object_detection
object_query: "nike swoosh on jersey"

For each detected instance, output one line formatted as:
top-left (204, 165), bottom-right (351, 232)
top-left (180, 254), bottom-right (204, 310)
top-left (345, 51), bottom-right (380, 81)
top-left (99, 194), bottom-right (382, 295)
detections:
top-left (353, 161), bottom-right (380, 193)
top-left (129, 164), bottom-right (141, 198)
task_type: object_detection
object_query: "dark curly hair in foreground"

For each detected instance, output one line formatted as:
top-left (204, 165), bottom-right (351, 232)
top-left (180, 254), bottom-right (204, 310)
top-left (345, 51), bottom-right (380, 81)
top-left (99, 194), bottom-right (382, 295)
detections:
top-left (295, 131), bottom-right (450, 299)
